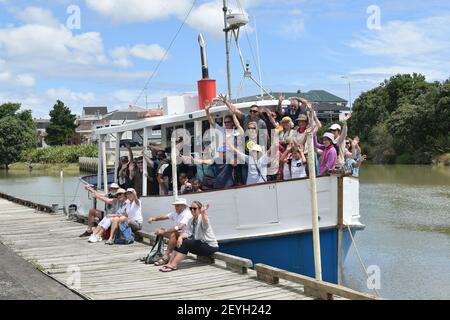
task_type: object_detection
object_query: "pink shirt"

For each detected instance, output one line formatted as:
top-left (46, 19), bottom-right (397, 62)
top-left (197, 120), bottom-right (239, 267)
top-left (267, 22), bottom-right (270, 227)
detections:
top-left (315, 137), bottom-right (337, 176)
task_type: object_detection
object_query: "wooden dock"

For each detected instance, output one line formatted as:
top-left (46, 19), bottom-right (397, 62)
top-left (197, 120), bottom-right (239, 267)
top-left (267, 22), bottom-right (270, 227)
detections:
top-left (0, 198), bottom-right (380, 300)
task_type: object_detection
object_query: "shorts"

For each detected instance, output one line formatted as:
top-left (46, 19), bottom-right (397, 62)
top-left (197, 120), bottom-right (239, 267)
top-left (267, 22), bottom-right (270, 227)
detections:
top-left (128, 220), bottom-right (142, 232)
top-left (98, 217), bottom-right (112, 230)
top-left (175, 238), bottom-right (219, 256)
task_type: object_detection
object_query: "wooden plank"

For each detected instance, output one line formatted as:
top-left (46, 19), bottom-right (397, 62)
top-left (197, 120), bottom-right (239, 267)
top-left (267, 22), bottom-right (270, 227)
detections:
top-left (255, 264), bottom-right (381, 300)
top-left (0, 198), bottom-right (374, 301)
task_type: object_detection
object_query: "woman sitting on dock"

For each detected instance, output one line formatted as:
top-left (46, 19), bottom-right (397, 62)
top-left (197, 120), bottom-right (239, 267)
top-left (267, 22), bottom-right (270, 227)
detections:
top-left (160, 201), bottom-right (219, 272)
top-left (104, 188), bottom-right (143, 245)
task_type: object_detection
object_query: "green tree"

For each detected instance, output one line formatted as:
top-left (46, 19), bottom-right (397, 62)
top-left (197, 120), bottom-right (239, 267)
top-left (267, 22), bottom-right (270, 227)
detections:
top-left (0, 102), bottom-right (21, 119)
top-left (46, 100), bottom-right (77, 146)
top-left (0, 116), bottom-right (37, 169)
top-left (349, 73), bottom-right (450, 164)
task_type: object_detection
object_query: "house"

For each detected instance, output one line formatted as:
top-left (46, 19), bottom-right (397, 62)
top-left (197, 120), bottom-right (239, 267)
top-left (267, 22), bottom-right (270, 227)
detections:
top-left (75, 106), bottom-right (110, 143)
top-left (34, 118), bottom-right (50, 148)
top-left (237, 90), bottom-right (351, 122)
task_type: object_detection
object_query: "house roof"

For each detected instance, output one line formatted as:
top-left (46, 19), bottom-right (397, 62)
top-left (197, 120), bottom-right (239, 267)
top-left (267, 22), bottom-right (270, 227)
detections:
top-left (102, 105), bottom-right (147, 121)
top-left (83, 106), bottom-right (108, 116)
top-left (236, 90), bottom-right (347, 103)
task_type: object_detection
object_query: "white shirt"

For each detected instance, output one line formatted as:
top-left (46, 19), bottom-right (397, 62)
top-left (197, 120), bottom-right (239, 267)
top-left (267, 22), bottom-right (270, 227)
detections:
top-left (283, 159), bottom-right (306, 180)
top-left (167, 208), bottom-right (192, 233)
top-left (245, 154), bottom-right (269, 185)
top-left (123, 200), bottom-right (143, 223)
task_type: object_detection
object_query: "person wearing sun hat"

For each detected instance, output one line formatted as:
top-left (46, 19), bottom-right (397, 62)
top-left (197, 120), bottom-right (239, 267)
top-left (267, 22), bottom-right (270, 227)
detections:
top-left (314, 132), bottom-right (338, 176)
top-left (330, 113), bottom-right (352, 168)
top-left (87, 188), bottom-right (128, 243)
top-left (79, 182), bottom-right (120, 238)
top-left (147, 198), bottom-right (193, 265)
top-left (278, 116), bottom-right (295, 146)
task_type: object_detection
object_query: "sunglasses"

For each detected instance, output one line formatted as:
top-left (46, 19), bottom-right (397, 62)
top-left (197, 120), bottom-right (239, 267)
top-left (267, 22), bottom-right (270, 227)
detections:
top-left (224, 121), bottom-right (233, 124)
top-left (249, 110), bottom-right (259, 114)
top-left (248, 127), bottom-right (257, 130)
top-left (189, 207), bottom-right (199, 211)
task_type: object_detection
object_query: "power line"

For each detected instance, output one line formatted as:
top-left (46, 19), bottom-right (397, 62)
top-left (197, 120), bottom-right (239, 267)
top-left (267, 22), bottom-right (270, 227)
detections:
top-left (133, 0), bottom-right (198, 107)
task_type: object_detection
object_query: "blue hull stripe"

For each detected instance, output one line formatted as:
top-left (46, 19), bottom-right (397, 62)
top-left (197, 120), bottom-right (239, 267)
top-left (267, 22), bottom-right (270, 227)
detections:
top-left (219, 227), bottom-right (357, 284)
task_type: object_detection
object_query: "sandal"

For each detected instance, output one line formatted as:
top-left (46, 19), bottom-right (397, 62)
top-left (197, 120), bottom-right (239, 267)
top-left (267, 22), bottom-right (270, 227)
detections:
top-left (160, 266), bottom-right (177, 272)
top-left (154, 256), bottom-right (169, 266)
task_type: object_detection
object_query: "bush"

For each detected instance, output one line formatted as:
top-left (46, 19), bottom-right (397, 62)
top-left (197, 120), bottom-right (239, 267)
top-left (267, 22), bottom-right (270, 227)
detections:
top-left (21, 144), bottom-right (98, 164)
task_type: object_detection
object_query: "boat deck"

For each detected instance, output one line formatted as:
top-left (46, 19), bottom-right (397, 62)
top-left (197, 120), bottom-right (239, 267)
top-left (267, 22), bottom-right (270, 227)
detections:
top-left (0, 197), bottom-right (379, 300)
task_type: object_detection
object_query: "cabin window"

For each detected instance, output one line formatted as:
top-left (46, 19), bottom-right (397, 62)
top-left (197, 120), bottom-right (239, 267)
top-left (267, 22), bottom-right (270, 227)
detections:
top-left (166, 127), bottom-right (174, 147)
top-left (202, 120), bottom-right (210, 133)
top-left (185, 122), bottom-right (195, 153)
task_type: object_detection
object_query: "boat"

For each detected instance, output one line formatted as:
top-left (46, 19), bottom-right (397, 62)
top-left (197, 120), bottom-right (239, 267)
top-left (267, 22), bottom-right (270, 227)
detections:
top-left (74, 1), bottom-right (364, 284)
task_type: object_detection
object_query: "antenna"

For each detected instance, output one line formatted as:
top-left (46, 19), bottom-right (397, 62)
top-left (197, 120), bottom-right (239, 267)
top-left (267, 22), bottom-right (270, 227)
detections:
top-left (254, 16), bottom-right (264, 98)
top-left (222, 1), bottom-right (273, 101)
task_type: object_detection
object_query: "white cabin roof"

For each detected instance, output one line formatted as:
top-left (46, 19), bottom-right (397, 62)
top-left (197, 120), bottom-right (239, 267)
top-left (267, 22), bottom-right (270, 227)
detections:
top-left (93, 99), bottom-right (278, 136)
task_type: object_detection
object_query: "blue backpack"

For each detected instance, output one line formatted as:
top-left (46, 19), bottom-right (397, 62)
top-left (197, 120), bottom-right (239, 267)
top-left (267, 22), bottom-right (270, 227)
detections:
top-left (114, 222), bottom-right (134, 245)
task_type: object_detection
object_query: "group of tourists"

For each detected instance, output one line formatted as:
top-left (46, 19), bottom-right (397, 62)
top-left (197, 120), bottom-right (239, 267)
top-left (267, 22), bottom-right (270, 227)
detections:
top-left (77, 94), bottom-right (367, 271)
top-left (114, 95), bottom-right (366, 198)
top-left (80, 184), bottom-right (218, 272)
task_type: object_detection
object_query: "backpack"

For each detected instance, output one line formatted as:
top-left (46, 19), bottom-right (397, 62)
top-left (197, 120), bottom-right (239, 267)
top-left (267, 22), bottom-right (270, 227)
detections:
top-left (145, 235), bottom-right (165, 264)
top-left (114, 222), bottom-right (134, 245)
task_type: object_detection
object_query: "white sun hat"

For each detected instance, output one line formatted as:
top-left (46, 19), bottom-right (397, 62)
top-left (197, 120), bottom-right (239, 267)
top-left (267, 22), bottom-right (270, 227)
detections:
top-left (330, 123), bottom-right (342, 131)
top-left (322, 132), bottom-right (335, 142)
top-left (172, 198), bottom-right (188, 206)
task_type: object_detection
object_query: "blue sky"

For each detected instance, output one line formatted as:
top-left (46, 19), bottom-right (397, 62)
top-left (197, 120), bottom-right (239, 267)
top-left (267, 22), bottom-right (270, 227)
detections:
top-left (0, 0), bottom-right (449, 118)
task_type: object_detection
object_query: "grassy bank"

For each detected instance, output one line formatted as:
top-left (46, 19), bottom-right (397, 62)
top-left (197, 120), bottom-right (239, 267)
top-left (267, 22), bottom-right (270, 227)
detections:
top-left (7, 162), bottom-right (80, 172)
top-left (21, 144), bottom-right (97, 164)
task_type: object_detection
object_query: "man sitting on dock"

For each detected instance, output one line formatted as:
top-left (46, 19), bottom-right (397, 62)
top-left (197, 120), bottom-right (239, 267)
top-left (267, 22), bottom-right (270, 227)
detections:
top-left (79, 183), bottom-right (120, 238)
top-left (147, 198), bottom-right (192, 266)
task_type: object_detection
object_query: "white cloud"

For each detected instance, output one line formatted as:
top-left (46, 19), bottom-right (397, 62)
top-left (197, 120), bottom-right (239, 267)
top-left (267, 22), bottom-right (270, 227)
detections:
top-left (0, 24), bottom-right (106, 68)
top-left (86, 0), bottom-right (192, 23)
top-left (110, 44), bottom-right (168, 68)
top-left (0, 71), bottom-right (36, 86)
top-left (185, 2), bottom-right (253, 39)
top-left (46, 88), bottom-right (96, 105)
top-left (130, 44), bottom-right (167, 61)
top-left (350, 15), bottom-right (450, 81)
top-left (85, 0), bottom-right (253, 39)
top-left (15, 6), bottom-right (60, 28)
top-left (110, 46), bottom-right (132, 68)
top-left (185, 1), bottom-right (225, 38)
top-left (277, 7), bottom-right (305, 39)
top-left (15, 74), bottom-right (36, 87)
top-left (0, 71), bottom-right (11, 81)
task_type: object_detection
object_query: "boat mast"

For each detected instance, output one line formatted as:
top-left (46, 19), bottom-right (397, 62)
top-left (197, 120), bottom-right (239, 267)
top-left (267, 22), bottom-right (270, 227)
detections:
top-left (223, 0), bottom-right (232, 99)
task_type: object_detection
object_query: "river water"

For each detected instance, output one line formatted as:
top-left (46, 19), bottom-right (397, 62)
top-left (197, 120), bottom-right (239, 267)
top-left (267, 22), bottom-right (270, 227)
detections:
top-left (0, 165), bottom-right (448, 299)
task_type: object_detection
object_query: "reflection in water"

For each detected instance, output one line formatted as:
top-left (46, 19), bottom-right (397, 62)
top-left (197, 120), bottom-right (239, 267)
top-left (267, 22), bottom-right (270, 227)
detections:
top-left (0, 170), bottom-right (86, 207)
top-left (343, 165), bottom-right (450, 300)
top-left (0, 165), bottom-right (449, 299)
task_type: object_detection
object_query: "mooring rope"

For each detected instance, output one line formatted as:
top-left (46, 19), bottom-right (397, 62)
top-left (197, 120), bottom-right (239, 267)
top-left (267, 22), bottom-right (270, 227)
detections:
top-left (346, 224), bottom-right (381, 297)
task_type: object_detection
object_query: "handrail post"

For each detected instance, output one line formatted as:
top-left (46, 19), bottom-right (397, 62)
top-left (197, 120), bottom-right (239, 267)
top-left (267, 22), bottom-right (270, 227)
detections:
top-left (306, 132), bottom-right (322, 281)
top-left (171, 137), bottom-right (178, 200)
top-left (102, 135), bottom-right (108, 193)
